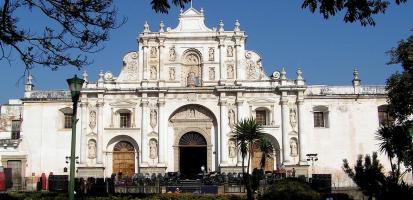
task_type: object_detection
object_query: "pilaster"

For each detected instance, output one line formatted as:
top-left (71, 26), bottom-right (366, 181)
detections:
top-left (96, 102), bottom-right (104, 164)
top-left (280, 95), bottom-right (290, 165)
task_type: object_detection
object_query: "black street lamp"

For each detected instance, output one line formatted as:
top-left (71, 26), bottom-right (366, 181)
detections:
top-left (66, 75), bottom-right (84, 200)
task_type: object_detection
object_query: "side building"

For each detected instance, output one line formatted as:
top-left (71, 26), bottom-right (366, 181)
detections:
top-left (0, 7), bottom-right (394, 189)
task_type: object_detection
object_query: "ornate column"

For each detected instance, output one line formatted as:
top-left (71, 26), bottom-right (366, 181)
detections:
top-left (158, 38), bottom-right (165, 81)
top-left (218, 36), bottom-right (226, 84)
top-left (158, 100), bottom-right (166, 165)
top-left (280, 96), bottom-right (290, 165)
top-left (236, 98), bottom-right (243, 165)
top-left (140, 98), bottom-right (149, 165)
top-left (80, 102), bottom-right (87, 164)
top-left (142, 40), bottom-right (148, 81)
top-left (234, 36), bottom-right (243, 81)
top-left (297, 96), bottom-right (307, 164)
top-left (219, 97), bottom-right (227, 165)
top-left (96, 102), bottom-right (104, 164)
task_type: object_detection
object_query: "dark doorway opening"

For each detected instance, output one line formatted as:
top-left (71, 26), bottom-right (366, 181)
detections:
top-left (179, 146), bottom-right (207, 179)
top-left (178, 132), bottom-right (207, 179)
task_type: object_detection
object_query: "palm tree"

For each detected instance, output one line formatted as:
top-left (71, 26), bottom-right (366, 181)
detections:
top-left (233, 118), bottom-right (273, 200)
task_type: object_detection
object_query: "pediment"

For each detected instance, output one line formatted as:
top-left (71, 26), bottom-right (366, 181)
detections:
top-left (170, 8), bottom-right (212, 32)
top-left (110, 101), bottom-right (137, 108)
top-left (248, 98), bottom-right (277, 105)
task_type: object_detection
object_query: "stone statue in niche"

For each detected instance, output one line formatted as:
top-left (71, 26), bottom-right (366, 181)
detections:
top-left (208, 48), bottom-right (214, 61)
top-left (228, 109), bottom-right (235, 128)
top-left (209, 67), bottom-right (215, 80)
top-left (149, 139), bottom-right (158, 159)
top-left (169, 67), bottom-right (176, 80)
top-left (227, 46), bottom-right (234, 57)
top-left (150, 66), bottom-right (157, 80)
top-left (150, 47), bottom-right (157, 58)
top-left (227, 64), bottom-right (234, 79)
top-left (228, 140), bottom-right (236, 158)
top-left (290, 139), bottom-right (298, 157)
top-left (89, 110), bottom-right (96, 129)
top-left (289, 107), bottom-right (297, 128)
top-left (88, 139), bottom-right (97, 159)
top-left (169, 47), bottom-right (176, 61)
top-left (150, 109), bottom-right (157, 128)
top-left (187, 71), bottom-right (196, 87)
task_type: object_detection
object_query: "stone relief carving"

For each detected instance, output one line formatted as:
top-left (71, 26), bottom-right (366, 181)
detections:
top-left (150, 109), bottom-right (157, 128)
top-left (150, 47), bottom-right (157, 58)
top-left (89, 110), bottom-right (96, 129)
top-left (186, 93), bottom-right (197, 102)
top-left (150, 66), bottom-right (157, 80)
top-left (208, 48), bottom-right (214, 61)
top-left (104, 71), bottom-right (114, 81)
top-left (185, 54), bottom-right (199, 65)
top-left (289, 107), bottom-right (297, 129)
top-left (88, 139), bottom-right (97, 159)
top-left (0, 116), bottom-right (9, 130)
top-left (209, 67), bottom-right (215, 80)
top-left (227, 46), bottom-right (234, 57)
top-left (169, 67), bottom-right (176, 80)
top-left (170, 105), bottom-right (212, 122)
top-left (228, 139), bottom-right (236, 158)
top-left (169, 47), bottom-right (176, 61)
top-left (121, 52), bottom-right (138, 81)
top-left (245, 51), bottom-right (266, 80)
top-left (228, 109), bottom-right (236, 128)
top-left (149, 139), bottom-right (158, 159)
top-left (227, 64), bottom-right (234, 79)
top-left (290, 138), bottom-right (298, 157)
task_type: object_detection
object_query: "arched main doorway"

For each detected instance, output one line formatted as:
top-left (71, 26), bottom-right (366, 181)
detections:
top-left (113, 141), bottom-right (135, 177)
top-left (179, 132), bottom-right (207, 179)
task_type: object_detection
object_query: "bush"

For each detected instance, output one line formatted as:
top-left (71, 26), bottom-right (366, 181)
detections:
top-left (260, 178), bottom-right (321, 200)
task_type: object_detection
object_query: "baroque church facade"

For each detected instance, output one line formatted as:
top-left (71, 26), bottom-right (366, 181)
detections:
top-left (0, 8), bottom-right (392, 187)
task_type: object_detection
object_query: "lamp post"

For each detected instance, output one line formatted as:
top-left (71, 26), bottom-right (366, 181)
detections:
top-left (66, 75), bottom-right (84, 200)
top-left (306, 153), bottom-right (318, 175)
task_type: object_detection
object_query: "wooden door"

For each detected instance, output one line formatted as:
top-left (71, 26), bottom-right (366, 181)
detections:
top-left (251, 144), bottom-right (274, 172)
top-left (113, 141), bottom-right (135, 177)
top-left (7, 160), bottom-right (22, 189)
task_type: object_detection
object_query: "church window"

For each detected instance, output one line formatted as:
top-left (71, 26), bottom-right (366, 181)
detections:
top-left (256, 110), bottom-right (267, 125)
top-left (64, 114), bottom-right (73, 129)
top-left (59, 107), bottom-right (73, 129)
top-left (120, 112), bottom-right (131, 128)
top-left (11, 120), bottom-right (21, 139)
top-left (313, 106), bottom-right (329, 128)
top-left (378, 105), bottom-right (393, 125)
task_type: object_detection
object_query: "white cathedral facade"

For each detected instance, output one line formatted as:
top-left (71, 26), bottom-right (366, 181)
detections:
top-left (0, 8), bottom-right (394, 188)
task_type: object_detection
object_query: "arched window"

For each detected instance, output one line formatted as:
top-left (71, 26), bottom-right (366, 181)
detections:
top-left (313, 106), bottom-right (329, 128)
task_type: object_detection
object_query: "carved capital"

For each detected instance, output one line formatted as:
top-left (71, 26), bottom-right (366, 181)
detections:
top-left (219, 100), bottom-right (227, 106)
top-left (157, 100), bottom-right (165, 107)
top-left (141, 100), bottom-right (149, 107)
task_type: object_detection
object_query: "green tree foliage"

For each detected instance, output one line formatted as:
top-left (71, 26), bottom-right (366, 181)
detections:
top-left (260, 178), bottom-right (321, 200)
top-left (302, 0), bottom-right (408, 26)
top-left (233, 118), bottom-right (273, 200)
top-left (343, 153), bottom-right (413, 199)
top-left (0, 0), bottom-right (124, 70)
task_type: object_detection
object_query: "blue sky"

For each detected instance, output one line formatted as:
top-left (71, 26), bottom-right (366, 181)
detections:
top-left (1, 0), bottom-right (412, 103)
